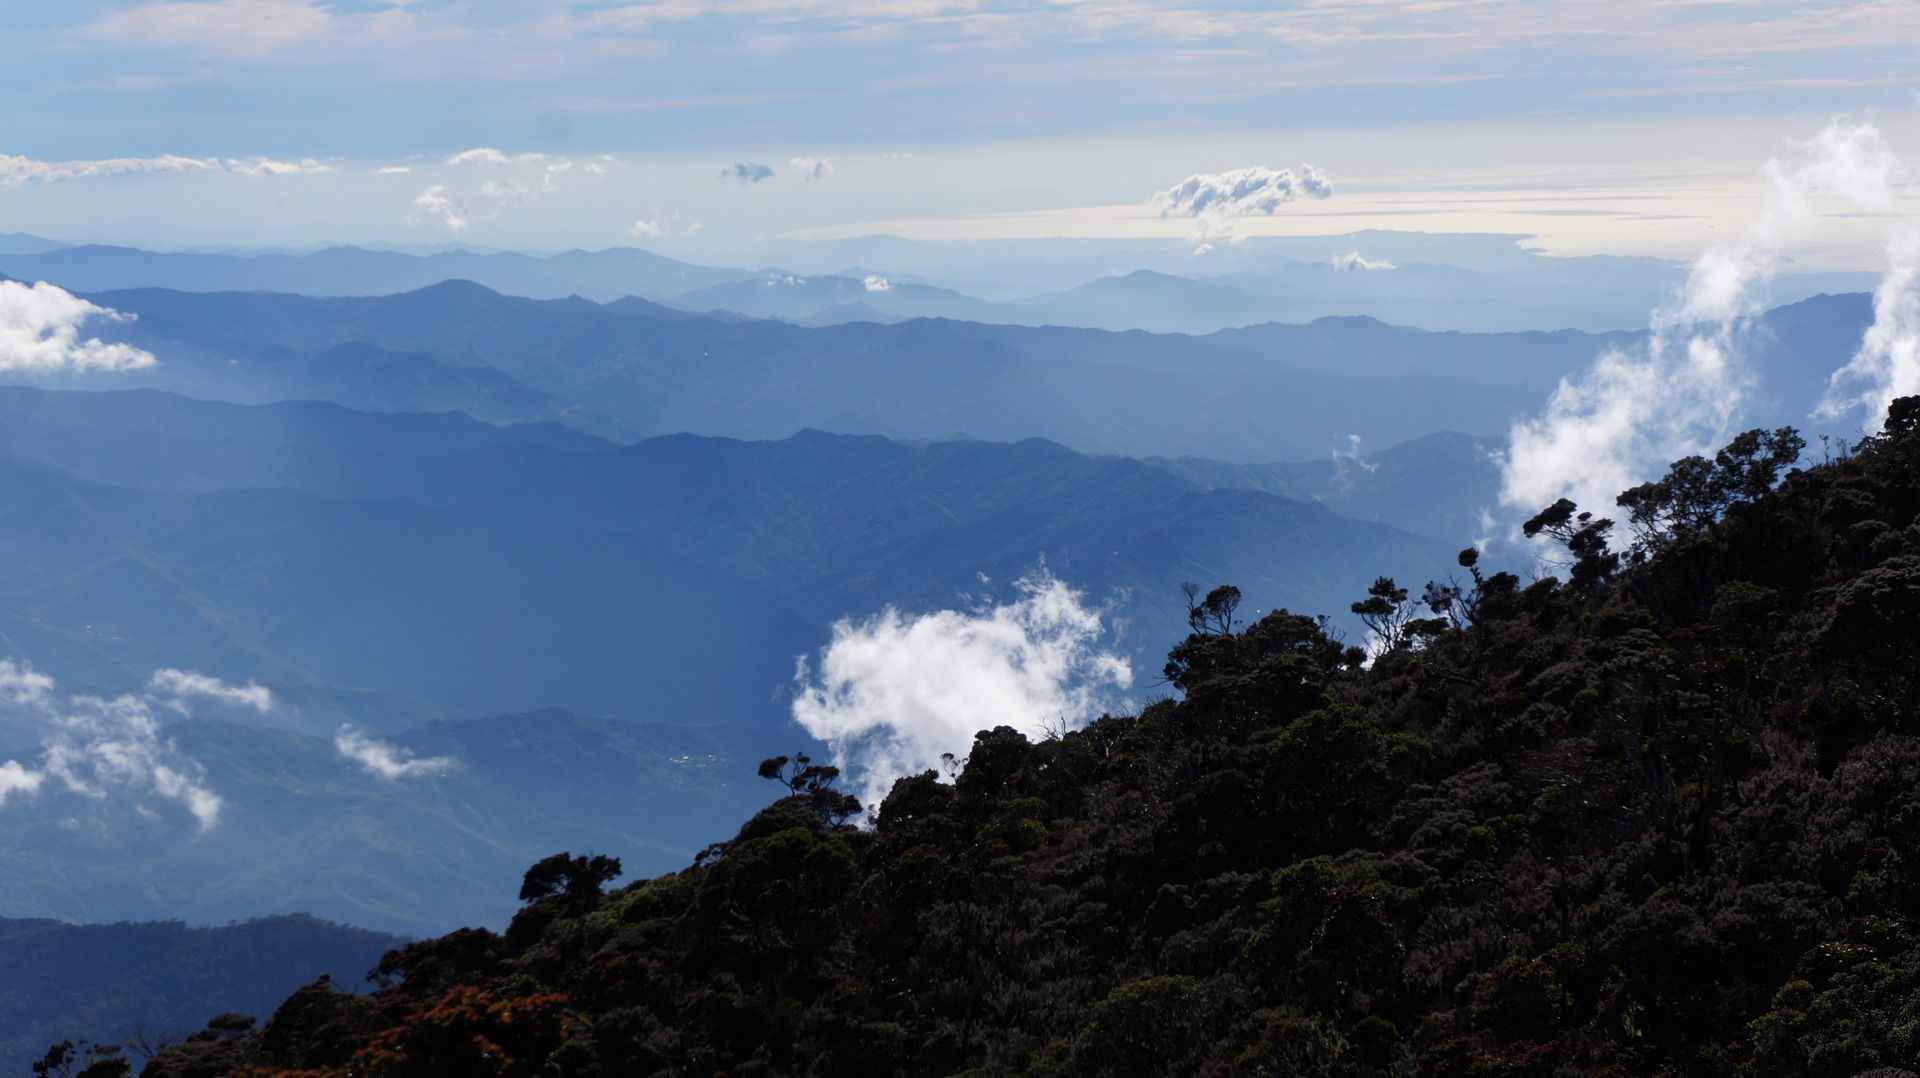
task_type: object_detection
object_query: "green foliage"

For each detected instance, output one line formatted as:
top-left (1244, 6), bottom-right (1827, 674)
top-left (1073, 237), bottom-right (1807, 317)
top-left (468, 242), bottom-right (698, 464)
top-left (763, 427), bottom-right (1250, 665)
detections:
top-left (136, 401), bottom-right (1920, 1076)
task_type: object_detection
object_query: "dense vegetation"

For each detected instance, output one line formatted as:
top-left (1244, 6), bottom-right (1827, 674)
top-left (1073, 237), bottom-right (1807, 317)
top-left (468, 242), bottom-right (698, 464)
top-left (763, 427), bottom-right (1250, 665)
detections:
top-left (0, 915), bottom-right (399, 1075)
top-left (132, 401), bottom-right (1920, 1076)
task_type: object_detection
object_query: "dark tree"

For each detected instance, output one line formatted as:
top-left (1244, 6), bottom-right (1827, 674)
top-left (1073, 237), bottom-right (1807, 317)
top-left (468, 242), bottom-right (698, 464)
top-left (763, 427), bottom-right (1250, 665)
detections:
top-left (518, 851), bottom-right (622, 904)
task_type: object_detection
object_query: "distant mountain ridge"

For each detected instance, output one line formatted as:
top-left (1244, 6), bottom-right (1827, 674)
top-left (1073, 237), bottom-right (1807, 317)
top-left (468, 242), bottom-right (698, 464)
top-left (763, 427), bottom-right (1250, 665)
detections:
top-left (0, 914), bottom-right (402, 1072)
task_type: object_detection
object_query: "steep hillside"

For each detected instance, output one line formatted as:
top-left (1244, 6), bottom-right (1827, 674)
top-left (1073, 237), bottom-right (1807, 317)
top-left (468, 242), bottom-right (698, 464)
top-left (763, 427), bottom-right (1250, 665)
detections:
top-left (141, 400), bottom-right (1920, 1076)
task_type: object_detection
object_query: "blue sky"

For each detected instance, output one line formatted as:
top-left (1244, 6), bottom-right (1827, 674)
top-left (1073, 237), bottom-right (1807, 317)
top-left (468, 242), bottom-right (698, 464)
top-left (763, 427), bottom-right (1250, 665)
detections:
top-left (4, 1), bottom-right (1918, 260)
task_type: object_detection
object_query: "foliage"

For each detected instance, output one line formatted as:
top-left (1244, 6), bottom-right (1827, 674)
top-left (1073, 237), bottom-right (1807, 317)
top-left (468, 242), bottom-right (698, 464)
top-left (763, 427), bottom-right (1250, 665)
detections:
top-left (135, 404), bottom-right (1920, 1075)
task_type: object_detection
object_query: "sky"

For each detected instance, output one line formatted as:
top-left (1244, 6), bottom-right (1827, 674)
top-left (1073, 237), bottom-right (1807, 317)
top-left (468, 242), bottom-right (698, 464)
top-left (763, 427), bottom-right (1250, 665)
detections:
top-left (3, 1), bottom-right (1919, 264)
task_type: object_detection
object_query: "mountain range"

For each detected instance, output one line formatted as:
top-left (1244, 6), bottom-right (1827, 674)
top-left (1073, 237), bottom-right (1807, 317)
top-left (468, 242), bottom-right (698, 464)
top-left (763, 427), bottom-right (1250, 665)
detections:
top-left (0, 386), bottom-right (1459, 936)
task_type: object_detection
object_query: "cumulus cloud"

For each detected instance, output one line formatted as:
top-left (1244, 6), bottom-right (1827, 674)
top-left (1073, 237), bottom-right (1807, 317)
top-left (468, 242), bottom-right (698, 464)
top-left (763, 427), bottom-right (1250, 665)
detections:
top-left (721, 161), bottom-right (775, 184)
top-left (863, 274), bottom-right (891, 292)
top-left (630, 218), bottom-right (663, 239)
top-left (147, 669), bottom-right (273, 715)
top-left (446, 147), bottom-right (550, 167)
top-left (334, 725), bottom-right (455, 781)
top-left (409, 184), bottom-right (469, 233)
top-left (1332, 251), bottom-right (1396, 271)
top-left (221, 156), bottom-right (333, 177)
top-left (0, 659), bottom-right (234, 830)
top-left (790, 155), bottom-right (834, 181)
top-left (0, 760), bottom-right (41, 804)
top-left (1819, 227), bottom-right (1920, 434)
top-left (1499, 118), bottom-right (1901, 524)
top-left (1154, 164), bottom-right (1333, 218)
top-left (375, 165), bottom-right (414, 175)
top-left (791, 570), bottom-right (1132, 811)
top-left (0, 659), bottom-right (54, 706)
top-left (0, 281), bottom-right (157, 373)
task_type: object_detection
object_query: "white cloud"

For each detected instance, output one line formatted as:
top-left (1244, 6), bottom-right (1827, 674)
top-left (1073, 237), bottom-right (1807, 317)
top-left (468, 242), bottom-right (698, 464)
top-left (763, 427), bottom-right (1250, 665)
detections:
top-left (1819, 227), bottom-right (1920, 434)
top-left (1499, 118), bottom-right (1901, 524)
top-left (863, 273), bottom-right (891, 292)
top-left (1330, 433), bottom-right (1379, 493)
top-left (0, 659), bottom-right (55, 706)
top-left (1153, 164), bottom-right (1334, 218)
top-left (1332, 250), bottom-right (1396, 271)
top-left (334, 724), bottom-right (456, 780)
top-left (409, 184), bottom-right (469, 233)
top-left (790, 155), bottom-right (835, 181)
top-left (0, 661), bottom-right (227, 831)
top-left (0, 152), bottom-right (218, 188)
top-left (0, 760), bottom-right (42, 804)
top-left (376, 165), bottom-right (414, 175)
top-left (147, 668), bottom-right (274, 715)
top-left (0, 151), bottom-right (338, 188)
top-left (0, 281), bottom-right (157, 374)
top-left (446, 147), bottom-right (550, 167)
top-left (222, 156), bottom-right (333, 176)
top-left (631, 217), bottom-right (663, 239)
top-left (791, 570), bottom-right (1132, 811)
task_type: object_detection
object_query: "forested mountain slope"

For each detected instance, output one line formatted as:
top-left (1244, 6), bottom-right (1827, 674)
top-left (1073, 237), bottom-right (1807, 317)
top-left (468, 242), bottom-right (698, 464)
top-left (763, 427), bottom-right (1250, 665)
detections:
top-left (0, 915), bottom-right (400, 1074)
top-left (139, 400), bottom-right (1920, 1076)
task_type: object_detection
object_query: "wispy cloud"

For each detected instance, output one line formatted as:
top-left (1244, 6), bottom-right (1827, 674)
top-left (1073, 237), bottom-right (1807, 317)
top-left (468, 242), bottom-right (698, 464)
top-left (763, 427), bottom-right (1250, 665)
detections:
top-left (147, 668), bottom-right (273, 715)
top-left (791, 570), bottom-right (1132, 810)
top-left (1820, 227), bottom-right (1920, 433)
top-left (0, 658), bottom-right (240, 831)
top-left (409, 184), bottom-right (469, 233)
top-left (333, 725), bottom-right (455, 781)
top-left (0, 281), bottom-right (157, 373)
top-left (1499, 118), bottom-right (1902, 524)
top-left (1332, 250), bottom-right (1396, 271)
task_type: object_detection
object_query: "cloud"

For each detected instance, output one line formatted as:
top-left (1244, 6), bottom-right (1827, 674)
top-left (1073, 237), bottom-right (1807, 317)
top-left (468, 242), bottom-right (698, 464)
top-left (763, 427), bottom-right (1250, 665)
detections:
top-left (791, 570), bottom-right (1132, 811)
top-left (0, 281), bottom-right (157, 373)
top-left (863, 274), bottom-right (891, 292)
top-left (1332, 251), bottom-right (1396, 271)
top-left (446, 147), bottom-right (550, 167)
top-left (631, 218), bottom-right (663, 239)
top-left (1153, 164), bottom-right (1334, 218)
top-left (1819, 227), bottom-right (1920, 434)
top-left (376, 165), bottom-right (414, 175)
top-left (0, 152), bottom-right (218, 188)
top-left (1330, 433), bottom-right (1379, 494)
top-left (0, 659), bottom-right (55, 706)
top-left (85, 0), bottom-right (332, 59)
top-left (409, 184), bottom-right (469, 233)
top-left (0, 760), bottom-right (41, 805)
top-left (0, 660), bottom-right (231, 830)
top-left (222, 156), bottom-right (333, 177)
top-left (147, 668), bottom-right (273, 715)
top-left (1499, 118), bottom-right (1901, 524)
top-left (720, 161), bottom-right (775, 184)
top-left (334, 725), bottom-right (455, 781)
top-left (0, 152), bottom-right (335, 187)
top-left (790, 155), bottom-right (835, 181)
